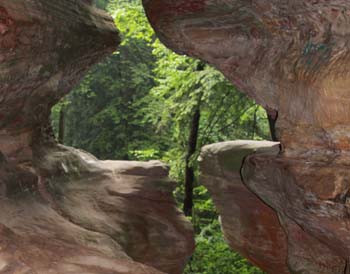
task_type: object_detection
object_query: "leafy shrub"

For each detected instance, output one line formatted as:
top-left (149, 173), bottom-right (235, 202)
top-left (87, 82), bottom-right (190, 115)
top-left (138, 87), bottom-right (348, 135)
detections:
top-left (185, 220), bottom-right (264, 274)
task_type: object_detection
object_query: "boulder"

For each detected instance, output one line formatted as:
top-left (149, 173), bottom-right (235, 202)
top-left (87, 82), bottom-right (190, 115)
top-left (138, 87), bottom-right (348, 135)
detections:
top-left (200, 140), bottom-right (345, 274)
top-left (199, 141), bottom-right (289, 274)
top-left (0, 145), bottom-right (194, 274)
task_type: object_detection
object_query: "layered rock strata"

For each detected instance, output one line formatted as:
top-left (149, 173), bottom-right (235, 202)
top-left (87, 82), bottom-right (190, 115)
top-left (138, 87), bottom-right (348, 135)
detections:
top-left (200, 141), bottom-right (346, 274)
top-left (0, 145), bottom-right (194, 274)
top-left (143, 0), bottom-right (350, 273)
top-left (199, 141), bottom-right (289, 274)
top-left (0, 1), bottom-right (194, 273)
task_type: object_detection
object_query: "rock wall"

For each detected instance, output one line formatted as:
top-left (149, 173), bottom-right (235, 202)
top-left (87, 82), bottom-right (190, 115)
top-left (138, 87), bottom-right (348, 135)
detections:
top-left (200, 141), bottom-right (346, 274)
top-left (199, 141), bottom-right (290, 274)
top-left (143, 0), bottom-right (350, 273)
top-left (0, 145), bottom-right (194, 274)
top-left (0, 1), bottom-right (194, 273)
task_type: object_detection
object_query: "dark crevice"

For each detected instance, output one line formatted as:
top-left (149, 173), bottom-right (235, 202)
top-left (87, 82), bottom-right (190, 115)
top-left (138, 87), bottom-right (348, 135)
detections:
top-left (344, 257), bottom-right (350, 274)
top-left (266, 108), bottom-right (279, 142)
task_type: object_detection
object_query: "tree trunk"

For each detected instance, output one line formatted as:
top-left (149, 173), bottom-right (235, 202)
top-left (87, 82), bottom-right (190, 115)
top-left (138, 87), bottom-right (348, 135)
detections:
top-left (251, 106), bottom-right (258, 139)
top-left (183, 107), bottom-right (201, 217)
top-left (266, 109), bottom-right (278, 142)
top-left (58, 107), bottom-right (65, 144)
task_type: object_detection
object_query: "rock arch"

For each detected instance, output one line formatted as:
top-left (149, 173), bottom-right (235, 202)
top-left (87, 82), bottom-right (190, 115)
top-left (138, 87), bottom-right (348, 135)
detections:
top-left (0, 1), bottom-right (194, 273)
top-left (142, 1), bottom-right (350, 273)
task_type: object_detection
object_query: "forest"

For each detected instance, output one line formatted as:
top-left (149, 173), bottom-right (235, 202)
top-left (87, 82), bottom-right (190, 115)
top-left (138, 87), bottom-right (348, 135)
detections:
top-left (51, 0), bottom-right (271, 273)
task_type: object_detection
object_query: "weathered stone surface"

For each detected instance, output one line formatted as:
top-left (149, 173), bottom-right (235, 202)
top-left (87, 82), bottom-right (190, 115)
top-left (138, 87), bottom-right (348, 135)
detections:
top-left (0, 1), bottom-right (194, 273)
top-left (279, 216), bottom-right (345, 274)
top-left (0, 145), bottom-right (194, 274)
top-left (143, 0), bottom-right (350, 152)
top-left (143, 1), bottom-right (350, 273)
top-left (0, 223), bottom-right (163, 274)
top-left (200, 141), bottom-right (347, 274)
top-left (242, 153), bottom-right (348, 270)
top-left (0, 0), bottom-right (119, 163)
top-left (199, 141), bottom-right (289, 274)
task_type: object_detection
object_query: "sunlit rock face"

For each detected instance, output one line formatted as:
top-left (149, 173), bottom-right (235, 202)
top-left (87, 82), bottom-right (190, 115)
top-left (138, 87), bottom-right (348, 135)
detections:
top-left (143, 0), bottom-right (350, 153)
top-left (200, 141), bottom-right (346, 274)
top-left (143, 0), bottom-right (350, 273)
top-left (0, 146), bottom-right (194, 274)
top-left (0, 1), bottom-right (194, 273)
top-left (199, 141), bottom-right (290, 274)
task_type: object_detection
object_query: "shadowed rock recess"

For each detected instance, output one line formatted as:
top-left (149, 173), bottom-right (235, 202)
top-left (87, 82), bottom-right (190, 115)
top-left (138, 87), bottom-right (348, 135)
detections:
top-left (143, 0), bottom-right (350, 273)
top-left (0, 1), bottom-right (194, 273)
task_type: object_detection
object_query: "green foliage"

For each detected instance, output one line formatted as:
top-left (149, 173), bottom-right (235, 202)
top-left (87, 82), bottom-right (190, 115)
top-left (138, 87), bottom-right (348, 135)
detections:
top-left (51, 1), bottom-right (270, 273)
top-left (185, 221), bottom-right (264, 274)
top-left (51, 100), bottom-right (69, 136)
top-left (146, 36), bottom-right (270, 164)
top-left (130, 148), bottom-right (160, 161)
top-left (52, 0), bottom-right (159, 160)
top-left (93, 0), bottom-right (109, 9)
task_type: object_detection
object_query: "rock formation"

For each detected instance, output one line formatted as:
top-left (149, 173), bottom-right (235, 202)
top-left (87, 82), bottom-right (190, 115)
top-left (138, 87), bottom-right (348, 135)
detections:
top-left (0, 1), bottom-right (194, 273)
top-left (143, 0), bottom-right (350, 273)
top-left (199, 141), bottom-right (290, 274)
top-left (200, 141), bottom-right (346, 274)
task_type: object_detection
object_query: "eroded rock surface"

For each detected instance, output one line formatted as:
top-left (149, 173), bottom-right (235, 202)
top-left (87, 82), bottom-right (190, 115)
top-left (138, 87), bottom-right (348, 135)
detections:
top-left (0, 146), bottom-right (194, 274)
top-left (0, 1), bottom-right (194, 273)
top-left (199, 141), bottom-right (290, 274)
top-left (143, 0), bottom-right (350, 273)
top-left (0, 0), bottom-right (118, 164)
top-left (200, 141), bottom-right (346, 274)
top-left (143, 0), bottom-right (350, 152)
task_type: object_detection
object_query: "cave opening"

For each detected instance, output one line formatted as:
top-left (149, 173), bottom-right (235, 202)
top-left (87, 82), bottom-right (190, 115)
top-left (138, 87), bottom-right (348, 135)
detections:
top-left (50, 1), bottom-right (271, 273)
top-left (4, 0), bottom-right (350, 273)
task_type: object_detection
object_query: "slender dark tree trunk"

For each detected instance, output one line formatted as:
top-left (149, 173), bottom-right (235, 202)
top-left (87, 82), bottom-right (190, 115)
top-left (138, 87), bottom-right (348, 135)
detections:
top-left (183, 106), bottom-right (201, 217)
top-left (123, 114), bottom-right (130, 160)
top-left (251, 107), bottom-right (258, 139)
top-left (58, 107), bottom-right (65, 144)
top-left (183, 62), bottom-right (205, 217)
top-left (266, 109), bottom-right (278, 142)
